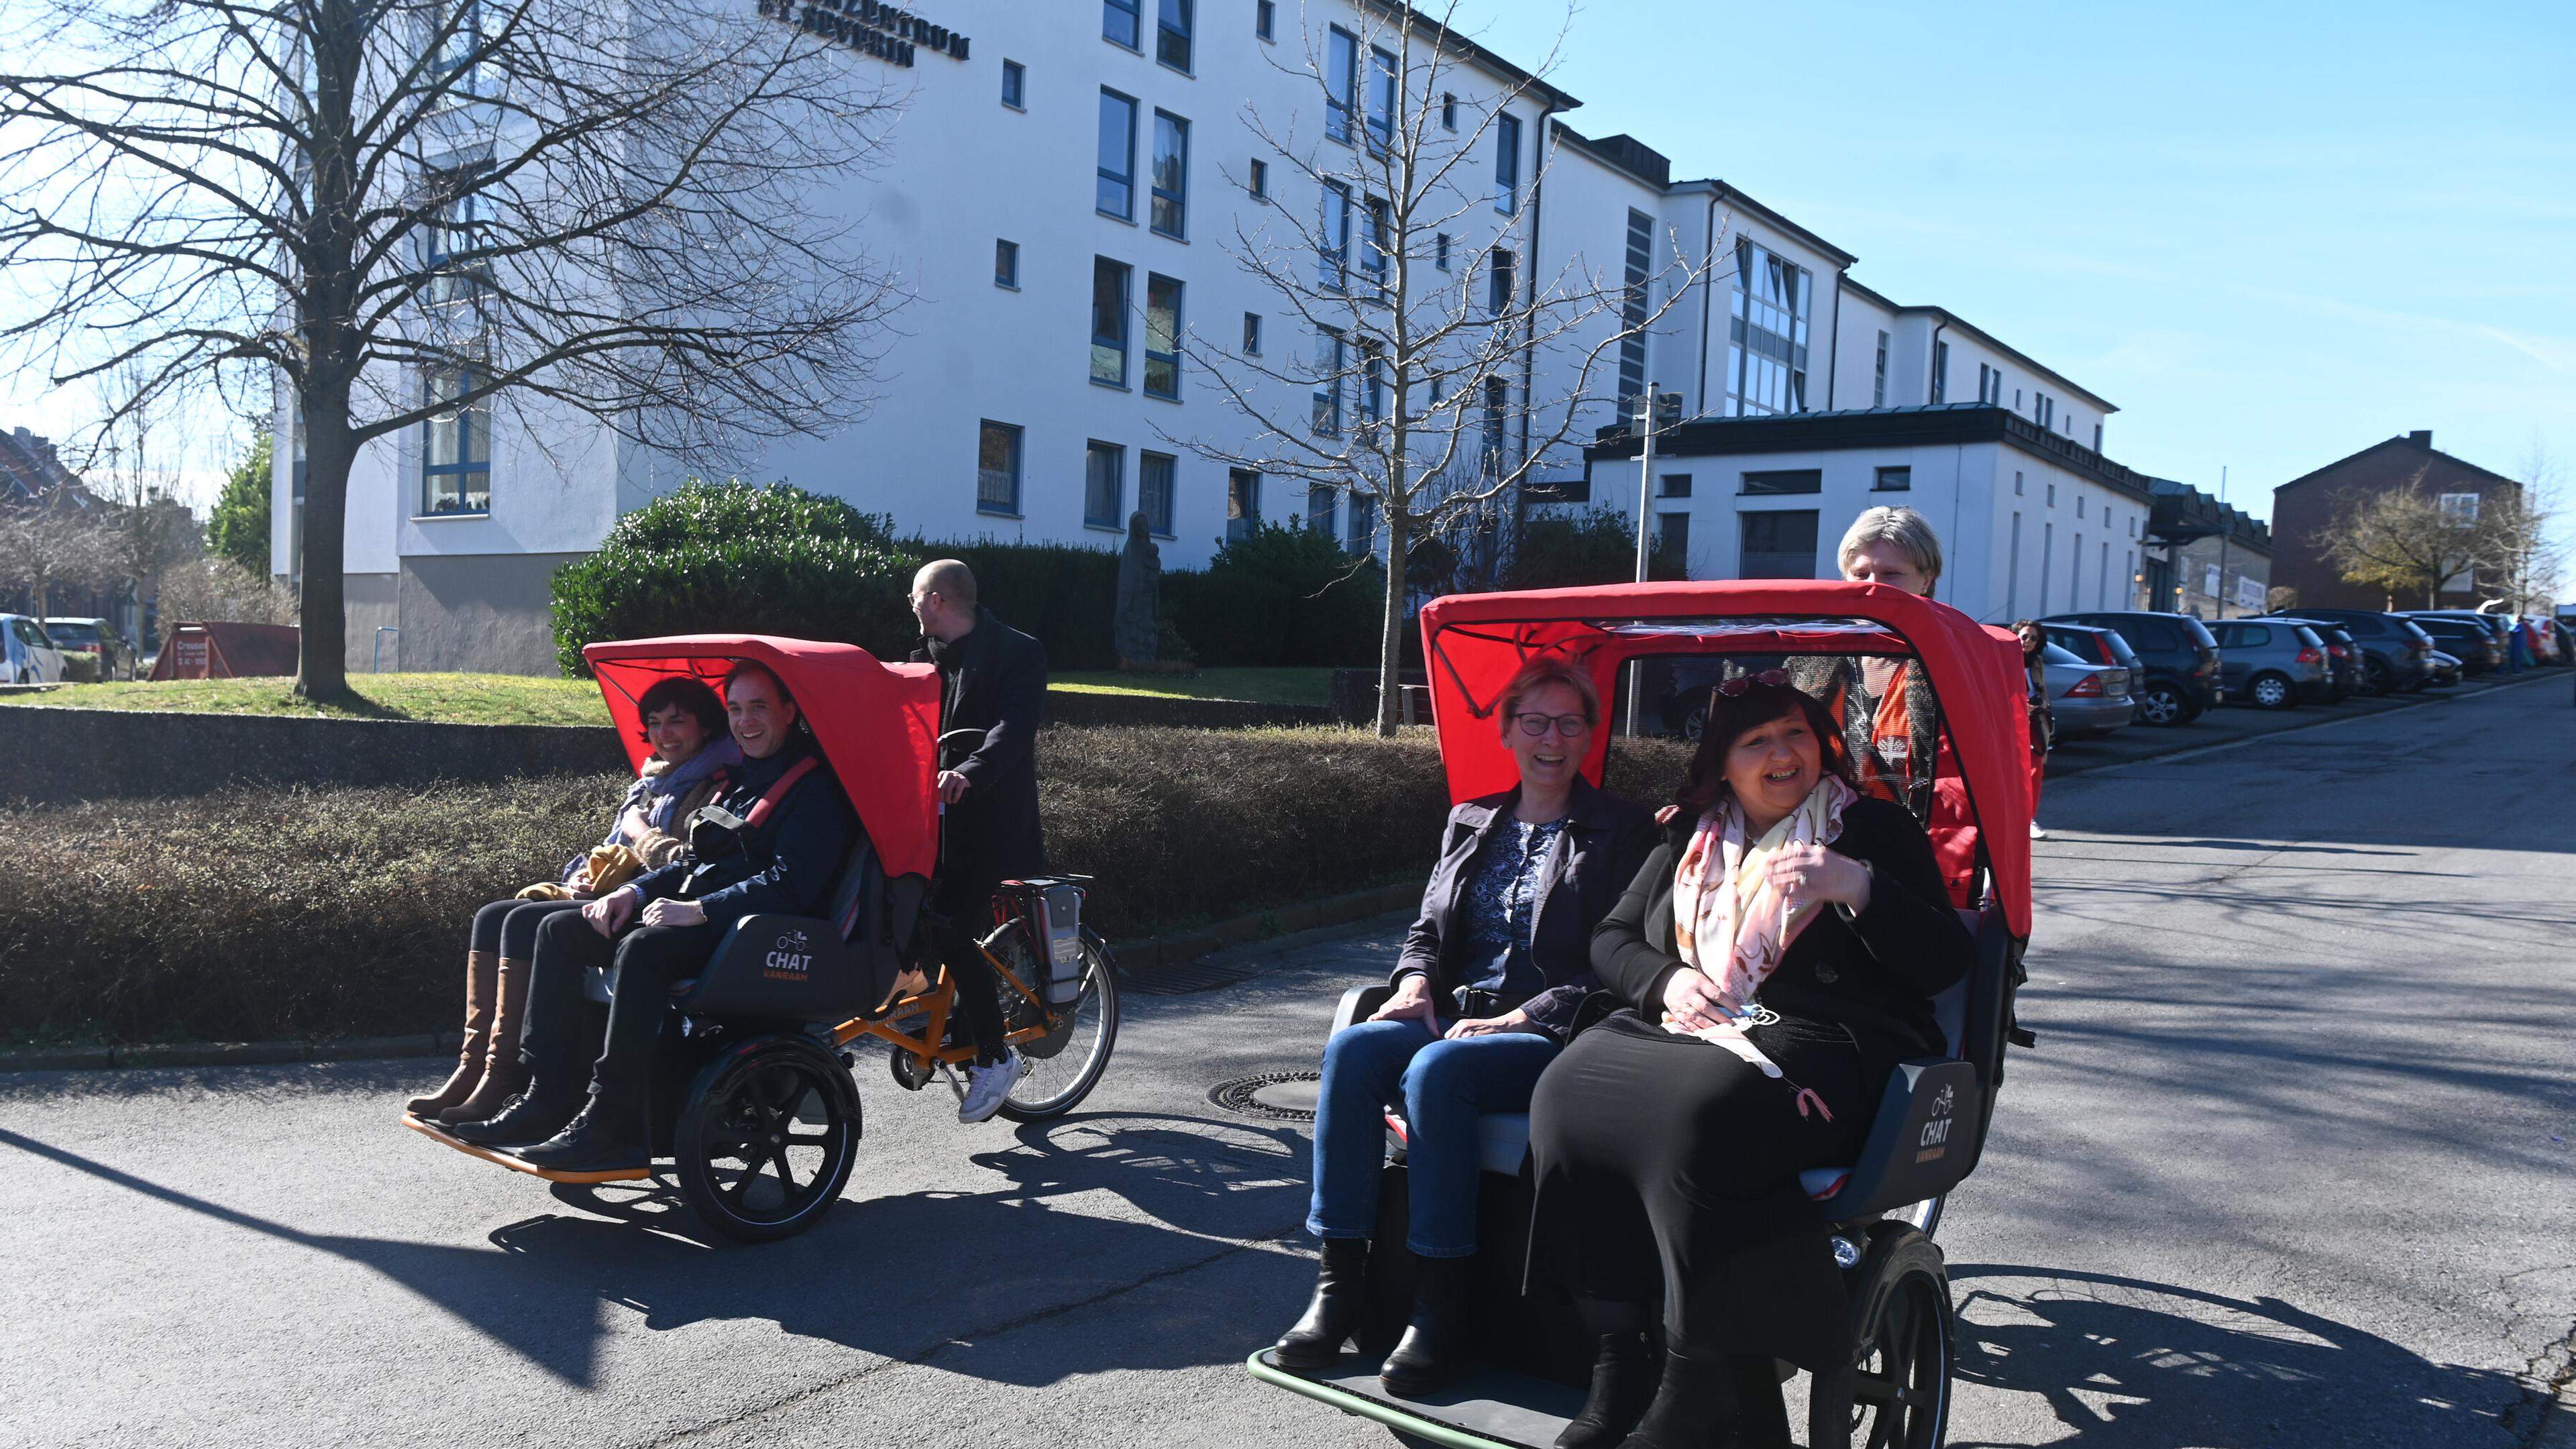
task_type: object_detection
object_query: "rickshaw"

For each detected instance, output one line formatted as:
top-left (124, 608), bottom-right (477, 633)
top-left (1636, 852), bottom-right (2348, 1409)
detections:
top-left (1248, 580), bottom-right (2035, 1448)
top-left (401, 635), bottom-right (1121, 1243)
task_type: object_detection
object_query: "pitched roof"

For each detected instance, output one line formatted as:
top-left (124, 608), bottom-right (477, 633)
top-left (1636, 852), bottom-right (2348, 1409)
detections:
top-left (2274, 433), bottom-right (2522, 494)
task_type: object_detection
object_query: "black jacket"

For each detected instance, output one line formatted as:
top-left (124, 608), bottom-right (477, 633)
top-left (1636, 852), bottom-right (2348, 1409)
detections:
top-left (1393, 777), bottom-right (1656, 1038)
top-left (1591, 795), bottom-right (1974, 1057)
top-left (625, 737), bottom-right (857, 932)
top-left (911, 606), bottom-right (1047, 881)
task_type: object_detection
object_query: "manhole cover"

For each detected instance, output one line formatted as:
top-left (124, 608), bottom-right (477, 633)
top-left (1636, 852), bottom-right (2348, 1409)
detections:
top-left (1208, 1071), bottom-right (1321, 1122)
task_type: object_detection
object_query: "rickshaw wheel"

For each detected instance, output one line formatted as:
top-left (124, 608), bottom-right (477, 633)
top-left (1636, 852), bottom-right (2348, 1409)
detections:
top-left (997, 935), bottom-right (1120, 1122)
top-left (1813, 1227), bottom-right (1952, 1449)
top-left (674, 1033), bottom-right (861, 1244)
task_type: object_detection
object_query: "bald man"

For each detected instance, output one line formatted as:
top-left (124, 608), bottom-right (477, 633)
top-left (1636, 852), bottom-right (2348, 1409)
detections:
top-left (908, 559), bottom-right (1051, 1122)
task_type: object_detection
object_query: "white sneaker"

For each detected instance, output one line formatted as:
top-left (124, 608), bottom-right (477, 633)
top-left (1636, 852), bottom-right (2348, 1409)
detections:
top-left (957, 1053), bottom-right (1028, 1124)
top-left (2029, 821), bottom-right (2049, 841)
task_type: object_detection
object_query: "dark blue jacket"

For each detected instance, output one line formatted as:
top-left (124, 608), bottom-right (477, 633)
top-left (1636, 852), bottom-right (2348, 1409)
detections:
top-left (625, 737), bottom-right (856, 932)
top-left (911, 606), bottom-right (1048, 883)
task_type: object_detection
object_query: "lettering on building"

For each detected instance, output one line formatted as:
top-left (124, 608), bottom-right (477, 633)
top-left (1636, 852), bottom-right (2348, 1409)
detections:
top-left (755, 0), bottom-right (971, 67)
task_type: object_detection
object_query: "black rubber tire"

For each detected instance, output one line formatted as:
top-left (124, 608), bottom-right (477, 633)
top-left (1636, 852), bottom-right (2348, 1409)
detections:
top-left (1813, 1227), bottom-right (1953, 1449)
top-left (2363, 655), bottom-right (2394, 696)
top-left (2247, 672), bottom-right (2298, 710)
top-left (997, 935), bottom-right (1120, 1122)
top-left (674, 1032), bottom-right (861, 1244)
top-left (2137, 680), bottom-right (2190, 727)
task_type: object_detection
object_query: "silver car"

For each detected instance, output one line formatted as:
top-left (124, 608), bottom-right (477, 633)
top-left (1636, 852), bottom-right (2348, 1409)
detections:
top-left (2209, 619), bottom-right (2333, 709)
top-left (2039, 641), bottom-right (2133, 737)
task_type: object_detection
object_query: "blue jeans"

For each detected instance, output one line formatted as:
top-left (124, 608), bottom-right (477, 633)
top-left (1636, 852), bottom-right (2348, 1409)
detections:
top-left (1306, 1017), bottom-right (1562, 1258)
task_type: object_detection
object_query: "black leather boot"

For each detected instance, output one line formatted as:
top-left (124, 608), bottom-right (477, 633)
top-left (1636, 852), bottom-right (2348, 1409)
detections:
top-left (1271, 1238), bottom-right (1369, 1370)
top-left (1553, 1331), bottom-right (1658, 1449)
top-left (449, 1074), bottom-right (581, 1147)
top-left (517, 1095), bottom-right (651, 1175)
top-left (1379, 1254), bottom-right (1472, 1397)
top-left (1617, 1341), bottom-right (1739, 1449)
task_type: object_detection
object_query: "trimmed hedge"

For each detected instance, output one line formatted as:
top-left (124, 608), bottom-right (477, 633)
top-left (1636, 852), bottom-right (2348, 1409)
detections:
top-left (907, 535), bottom-right (1122, 672)
top-left (0, 728), bottom-right (1692, 1044)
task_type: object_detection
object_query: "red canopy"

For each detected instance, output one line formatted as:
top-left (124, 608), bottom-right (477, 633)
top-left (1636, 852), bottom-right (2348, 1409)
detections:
top-left (1417, 580), bottom-right (2031, 936)
top-left (582, 635), bottom-right (943, 881)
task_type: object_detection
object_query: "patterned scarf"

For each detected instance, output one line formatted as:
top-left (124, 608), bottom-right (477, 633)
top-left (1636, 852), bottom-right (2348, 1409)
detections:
top-left (1666, 773), bottom-right (1858, 1078)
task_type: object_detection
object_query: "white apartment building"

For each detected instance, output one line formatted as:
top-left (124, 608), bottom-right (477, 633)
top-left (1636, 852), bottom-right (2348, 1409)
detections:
top-left (278, 0), bottom-right (2143, 669)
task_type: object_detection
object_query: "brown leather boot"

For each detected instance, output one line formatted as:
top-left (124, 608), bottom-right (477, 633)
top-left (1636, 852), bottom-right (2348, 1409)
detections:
top-left (407, 951), bottom-right (496, 1118)
top-left (440, 955), bottom-right (532, 1125)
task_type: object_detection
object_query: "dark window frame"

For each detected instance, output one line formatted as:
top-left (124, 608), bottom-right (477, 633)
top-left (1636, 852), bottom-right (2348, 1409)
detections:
top-left (1241, 311), bottom-right (1261, 354)
top-left (421, 359), bottom-right (491, 516)
top-left (1000, 59), bottom-right (1025, 109)
top-left (994, 238), bottom-right (1020, 288)
top-left (1138, 449), bottom-right (1179, 537)
top-left (1084, 439), bottom-right (1126, 530)
top-left (1149, 109), bottom-right (1189, 237)
top-left (1739, 468), bottom-right (1822, 496)
top-left (1096, 88), bottom-right (1139, 221)
top-left (1144, 271), bottom-right (1183, 400)
top-left (976, 419), bottom-right (1024, 517)
top-left (1873, 465), bottom-right (1912, 492)
top-left (1324, 26), bottom-right (1357, 144)
top-left (1089, 256), bottom-right (1132, 388)
top-left (1103, 0), bottom-right (1140, 51)
top-left (1495, 112), bottom-right (1521, 213)
top-left (1155, 0), bottom-right (1192, 71)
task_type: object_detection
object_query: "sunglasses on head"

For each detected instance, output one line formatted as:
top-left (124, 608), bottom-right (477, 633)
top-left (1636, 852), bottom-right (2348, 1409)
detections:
top-left (1714, 668), bottom-right (1791, 697)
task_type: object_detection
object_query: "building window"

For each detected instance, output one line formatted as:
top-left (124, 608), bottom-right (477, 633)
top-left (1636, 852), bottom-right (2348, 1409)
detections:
top-left (1929, 339), bottom-right (1948, 402)
top-left (1320, 182), bottom-right (1350, 290)
top-left (1977, 362), bottom-right (2002, 404)
top-left (1248, 157), bottom-right (1268, 201)
top-left (1874, 466), bottom-right (1911, 491)
top-left (994, 239), bottom-right (1020, 288)
top-left (1144, 272), bottom-right (1183, 399)
top-left (1346, 491), bottom-right (1377, 554)
top-left (421, 362), bottom-right (490, 515)
top-left (1307, 483), bottom-right (1336, 535)
top-left (2071, 531), bottom-right (2084, 604)
top-left (1139, 450), bottom-right (1177, 535)
top-left (2045, 482), bottom-right (2057, 506)
top-left (2438, 492), bottom-right (2479, 521)
top-left (1434, 232), bottom-right (1451, 270)
top-left (1324, 27), bottom-right (1356, 144)
top-left (1084, 441), bottom-right (1125, 529)
top-left (1255, 0), bottom-right (1273, 41)
top-left (1658, 474), bottom-right (1692, 498)
top-left (1482, 378), bottom-right (1508, 475)
top-left (2094, 422), bottom-right (2103, 451)
top-left (1103, 0), bottom-right (1139, 50)
top-left (1495, 112), bottom-right (1521, 213)
top-left (1872, 330), bottom-right (1888, 408)
top-left (2006, 513), bottom-right (2022, 617)
top-left (1658, 512), bottom-right (1690, 572)
top-left (1441, 92), bottom-right (1456, 129)
top-left (1001, 60), bottom-right (1024, 109)
top-left (1227, 469), bottom-right (1260, 540)
top-left (1617, 208), bottom-right (1653, 401)
top-left (2099, 539), bottom-right (2111, 609)
top-left (2035, 393), bottom-right (2053, 429)
top-left (423, 164), bottom-right (493, 307)
top-left (1741, 468), bottom-right (1821, 495)
top-left (1155, 0), bottom-right (1191, 70)
top-left (1361, 195), bottom-right (1391, 296)
top-left (1725, 239), bottom-right (1810, 417)
top-left (1365, 46), bottom-right (1396, 152)
top-left (2039, 521), bottom-right (2053, 613)
top-left (1089, 256), bottom-right (1131, 388)
top-left (2076, 494), bottom-right (2087, 519)
top-left (1150, 110), bottom-right (1189, 236)
top-left (2015, 470), bottom-right (2025, 497)
top-left (1738, 510), bottom-right (1818, 580)
top-left (1097, 89), bottom-right (1138, 219)
top-left (977, 421), bottom-right (1022, 515)
top-left (1312, 327), bottom-right (1344, 435)
top-left (1358, 339), bottom-right (1385, 423)
top-left (1487, 247), bottom-right (1515, 315)
top-left (1242, 311), bottom-right (1261, 354)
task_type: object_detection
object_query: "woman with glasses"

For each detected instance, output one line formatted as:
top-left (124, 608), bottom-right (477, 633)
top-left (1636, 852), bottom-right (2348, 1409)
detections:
top-left (1273, 657), bottom-right (1656, 1397)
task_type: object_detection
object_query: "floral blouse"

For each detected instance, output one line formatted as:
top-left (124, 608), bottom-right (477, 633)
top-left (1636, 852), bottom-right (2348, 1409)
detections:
top-left (1456, 817), bottom-right (1571, 1001)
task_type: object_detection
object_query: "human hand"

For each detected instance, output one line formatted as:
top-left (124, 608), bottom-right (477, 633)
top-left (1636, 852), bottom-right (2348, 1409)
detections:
top-left (1661, 969), bottom-right (1729, 1033)
top-left (584, 889), bottom-right (637, 937)
top-left (643, 898), bottom-right (706, 928)
top-left (616, 806), bottom-right (651, 843)
top-left (1764, 843), bottom-right (1872, 912)
top-left (937, 769), bottom-right (971, 804)
top-left (1368, 975), bottom-right (1440, 1026)
top-left (1445, 1008), bottom-right (1533, 1039)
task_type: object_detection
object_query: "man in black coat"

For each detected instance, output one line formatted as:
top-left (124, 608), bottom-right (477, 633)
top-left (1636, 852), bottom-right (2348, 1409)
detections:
top-left (908, 559), bottom-right (1049, 1122)
top-left (455, 661), bottom-right (856, 1170)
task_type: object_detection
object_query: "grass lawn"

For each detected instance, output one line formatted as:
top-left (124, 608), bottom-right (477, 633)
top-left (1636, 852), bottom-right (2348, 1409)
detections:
top-left (2, 672), bottom-right (612, 727)
top-left (1049, 667), bottom-right (1336, 707)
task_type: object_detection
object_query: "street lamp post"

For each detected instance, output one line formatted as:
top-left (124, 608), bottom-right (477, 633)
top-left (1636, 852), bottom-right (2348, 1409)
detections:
top-left (1624, 384), bottom-right (1682, 735)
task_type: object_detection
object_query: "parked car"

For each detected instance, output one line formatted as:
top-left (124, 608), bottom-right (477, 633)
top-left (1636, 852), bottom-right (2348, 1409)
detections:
top-left (2207, 619), bottom-right (2333, 709)
top-left (2424, 649), bottom-right (2465, 688)
top-left (40, 617), bottom-right (138, 680)
top-left (2404, 610), bottom-right (2516, 669)
top-left (2273, 619), bottom-right (2363, 700)
top-left (2042, 610), bottom-right (2222, 726)
top-left (2524, 616), bottom-right (2564, 665)
top-left (2039, 641), bottom-right (2134, 737)
top-left (2252, 608), bottom-right (2434, 694)
top-left (0, 614), bottom-right (66, 684)
top-left (2400, 614), bottom-right (2503, 674)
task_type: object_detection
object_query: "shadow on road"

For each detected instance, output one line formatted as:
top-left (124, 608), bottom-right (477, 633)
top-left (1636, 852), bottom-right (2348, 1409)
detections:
top-left (1949, 1265), bottom-right (2533, 1448)
top-left (0, 1110), bottom-right (1311, 1389)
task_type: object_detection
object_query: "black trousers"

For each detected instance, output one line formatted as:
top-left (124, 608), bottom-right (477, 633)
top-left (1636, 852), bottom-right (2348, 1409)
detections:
top-left (933, 869), bottom-right (1010, 1065)
top-left (468, 898), bottom-right (581, 959)
top-left (523, 910), bottom-right (720, 1112)
top-left (1527, 1010), bottom-right (1882, 1369)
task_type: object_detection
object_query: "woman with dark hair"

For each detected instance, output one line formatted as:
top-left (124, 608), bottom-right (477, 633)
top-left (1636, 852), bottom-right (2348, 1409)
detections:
top-left (404, 674), bottom-right (741, 1125)
top-left (1273, 657), bottom-right (1656, 1397)
top-left (1524, 676), bottom-right (1976, 1448)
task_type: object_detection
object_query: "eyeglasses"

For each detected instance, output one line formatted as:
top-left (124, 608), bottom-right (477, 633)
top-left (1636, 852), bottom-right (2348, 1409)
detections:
top-left (1714, 668), bottom-right (1790, 697)
top-left (1510, 712), bottom-right (1593, 738)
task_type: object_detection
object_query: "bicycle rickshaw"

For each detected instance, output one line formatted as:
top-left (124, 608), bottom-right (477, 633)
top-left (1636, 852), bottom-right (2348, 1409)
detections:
top-left (402, 634), bottom-right (1120, 1243)
top-left (1248, 580), bottom-right (2035, 1448)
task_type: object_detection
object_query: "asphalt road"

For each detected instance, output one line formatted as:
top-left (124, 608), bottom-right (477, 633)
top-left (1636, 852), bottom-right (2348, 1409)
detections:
top-left (3, 674), bottom-right (2571, 1448)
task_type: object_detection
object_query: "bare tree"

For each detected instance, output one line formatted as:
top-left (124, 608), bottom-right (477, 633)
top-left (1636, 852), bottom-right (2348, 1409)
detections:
top-left (89, 361), bottom-right (205, 647)
top-left (2489, 447), bottom-right (2565, 612)
top-left (0, 494), bottom-right (115, 623)
top-left (1, 0), bottom-right (905, 698)
top-left (2321, 470), bottom-right (2494, 608)
top-left (1172, 1), bottom-right (1706, 734)
top-left (156, 554), bottom-right (301, 628)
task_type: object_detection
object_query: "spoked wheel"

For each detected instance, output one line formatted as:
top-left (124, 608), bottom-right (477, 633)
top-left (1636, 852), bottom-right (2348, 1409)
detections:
top-left (1813, 1228), bottom-right (1953, 1449)
top-left (998, 934), bottom-right (1120, 1122)
top-left (674, 1034), bottom-right (861, 1244)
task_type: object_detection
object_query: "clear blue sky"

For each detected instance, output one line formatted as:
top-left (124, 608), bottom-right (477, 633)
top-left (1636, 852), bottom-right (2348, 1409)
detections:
top-left (1477, 0), bottom-right (2576, 529)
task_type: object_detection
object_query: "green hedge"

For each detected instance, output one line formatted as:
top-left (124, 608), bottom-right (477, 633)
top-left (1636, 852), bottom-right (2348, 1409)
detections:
top-left (1165, 522), bottom-right (1385, 667)
top-left (0, 729), bottom-right (1693, 1044)
top-left (906, 535), bottom-right (1123, 672)
top-left (1506, 505), bottom-right (1686, 589)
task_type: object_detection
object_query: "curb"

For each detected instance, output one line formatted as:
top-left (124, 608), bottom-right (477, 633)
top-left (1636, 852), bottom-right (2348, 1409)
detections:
top-left (0, 1032), bottom-right (459, 1075)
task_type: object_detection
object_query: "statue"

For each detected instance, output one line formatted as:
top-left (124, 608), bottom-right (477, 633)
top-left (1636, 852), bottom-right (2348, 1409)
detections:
top-left (1114, 509), bottom-right (1162, 669)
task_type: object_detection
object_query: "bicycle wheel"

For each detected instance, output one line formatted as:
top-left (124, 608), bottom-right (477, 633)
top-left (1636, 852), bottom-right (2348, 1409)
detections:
top-left (674, 1034), bottom-right (862, 1244)
top-left (998, 935), bottom-right (1119, 1121)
